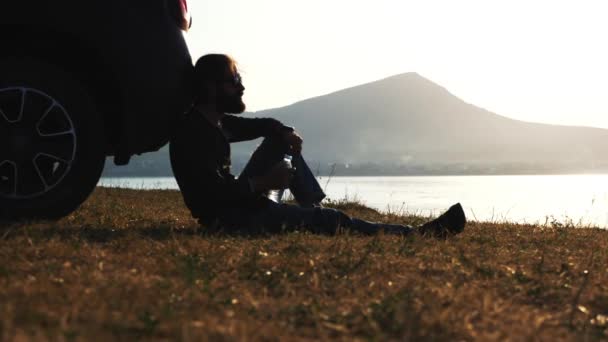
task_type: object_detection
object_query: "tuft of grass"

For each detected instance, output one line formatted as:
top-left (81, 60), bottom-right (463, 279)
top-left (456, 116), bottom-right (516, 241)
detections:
top-left (1, 187), bottom-right (608, 340)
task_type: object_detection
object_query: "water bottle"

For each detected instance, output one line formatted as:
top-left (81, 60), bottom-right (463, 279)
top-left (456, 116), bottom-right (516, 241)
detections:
top-left (268, 154), bottom-right (293, 203)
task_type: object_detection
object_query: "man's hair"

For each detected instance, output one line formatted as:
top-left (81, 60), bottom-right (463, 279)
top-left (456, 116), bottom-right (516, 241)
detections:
top-left (192, 54), bottom-right (238, 103)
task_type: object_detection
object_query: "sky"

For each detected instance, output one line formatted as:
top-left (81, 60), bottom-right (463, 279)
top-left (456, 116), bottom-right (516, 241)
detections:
top-left (185, 0), bottom-right (608, 129)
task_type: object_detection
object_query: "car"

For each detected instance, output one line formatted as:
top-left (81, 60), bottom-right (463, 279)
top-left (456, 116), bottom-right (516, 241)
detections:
top-left (0, 0), bottom-right (193, 219)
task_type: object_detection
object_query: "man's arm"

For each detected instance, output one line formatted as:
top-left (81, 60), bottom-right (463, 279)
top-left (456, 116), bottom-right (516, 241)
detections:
top-left (222, 115), bottom-right (293, 143)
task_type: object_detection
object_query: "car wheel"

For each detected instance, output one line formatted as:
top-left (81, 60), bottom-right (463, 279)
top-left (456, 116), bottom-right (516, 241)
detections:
top-left (0, 59), bottom-right (106, 219)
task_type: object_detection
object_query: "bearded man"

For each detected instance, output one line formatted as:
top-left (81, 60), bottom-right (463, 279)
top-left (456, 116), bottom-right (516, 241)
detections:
top-left (170, 54), bottom-right (465, 236)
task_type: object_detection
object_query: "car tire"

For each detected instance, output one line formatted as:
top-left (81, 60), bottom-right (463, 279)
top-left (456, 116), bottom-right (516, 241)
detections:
top-left (0, 58), bottom-right (106, 219)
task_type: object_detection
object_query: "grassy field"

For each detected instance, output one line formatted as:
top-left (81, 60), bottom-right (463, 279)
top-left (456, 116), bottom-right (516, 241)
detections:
top-left (1, 188), bottom-right (608, 341)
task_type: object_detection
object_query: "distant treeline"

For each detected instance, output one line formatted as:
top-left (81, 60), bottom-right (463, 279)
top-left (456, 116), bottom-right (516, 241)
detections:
top-left (102, 156), bottom-right (608, 177)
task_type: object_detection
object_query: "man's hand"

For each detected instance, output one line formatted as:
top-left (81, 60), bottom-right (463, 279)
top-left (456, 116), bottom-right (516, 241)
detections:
top-left (251, 161), bottom-right (294, 192)
top-left (282, 130), bottom-right (303, 155)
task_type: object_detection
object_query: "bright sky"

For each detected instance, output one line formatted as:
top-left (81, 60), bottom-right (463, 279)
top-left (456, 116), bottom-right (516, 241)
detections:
top-left (185, 0), bottom-right (608, 129)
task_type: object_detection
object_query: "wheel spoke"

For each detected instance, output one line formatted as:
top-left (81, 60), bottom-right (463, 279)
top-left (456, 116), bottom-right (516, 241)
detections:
top-left (15, 160), bottom-right (45, 196)
top-left (38, 135), bottom-right (75, 162)
top-left (38, 128), bottom-right (75, 137)
top-left (32, 156), bottom-right (50, 190)
top-left (37, 102), bottom-right (75, 137)
top-left (34, 153), bottom-right (71, 189)
top-left (36, 101), bottom-right (57, 131)
top-left (0, 107), bottom-right (8, 124)
top-left (36, 152), bottom-right (68, 165)
top-left (20, 88), bottom-right (53, 127)
top-left (0, 88), bottom-right (25, 123)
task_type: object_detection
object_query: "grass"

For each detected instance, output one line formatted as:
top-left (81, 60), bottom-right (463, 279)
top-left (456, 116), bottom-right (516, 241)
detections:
top-left (1, 187), bottom-right (608, 341)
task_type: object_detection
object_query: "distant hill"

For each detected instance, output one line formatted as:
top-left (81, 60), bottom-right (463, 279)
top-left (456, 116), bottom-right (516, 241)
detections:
top-left (102, 73), bottom-right (608, 177)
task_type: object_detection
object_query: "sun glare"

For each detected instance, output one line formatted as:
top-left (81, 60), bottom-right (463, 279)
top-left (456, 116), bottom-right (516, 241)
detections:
top-left (186, 0), bottom-right (608, 128)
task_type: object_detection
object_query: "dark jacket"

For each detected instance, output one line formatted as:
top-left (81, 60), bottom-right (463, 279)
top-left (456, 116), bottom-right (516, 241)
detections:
top-left (169, 109), bottom-right (288, 224)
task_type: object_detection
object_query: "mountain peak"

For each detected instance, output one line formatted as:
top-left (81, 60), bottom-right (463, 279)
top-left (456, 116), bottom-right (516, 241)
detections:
top-left (374, 72), bottom-right (446, 91)
top-left (382, 71), bottom-right (424, 80)
top-left (313, 72), bottom-right (447, 101)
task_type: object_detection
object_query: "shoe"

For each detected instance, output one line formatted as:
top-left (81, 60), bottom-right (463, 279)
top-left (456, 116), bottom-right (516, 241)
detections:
top-left (417, 203), bottom-right (466, 238)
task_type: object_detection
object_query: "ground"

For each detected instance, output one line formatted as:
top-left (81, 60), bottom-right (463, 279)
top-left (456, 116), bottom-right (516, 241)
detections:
top-left (1, 188), bottom-right (607, 341)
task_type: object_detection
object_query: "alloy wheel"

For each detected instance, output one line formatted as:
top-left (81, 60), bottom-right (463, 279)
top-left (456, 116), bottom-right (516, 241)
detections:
top-left (0, 87), bottom-right (77, 199)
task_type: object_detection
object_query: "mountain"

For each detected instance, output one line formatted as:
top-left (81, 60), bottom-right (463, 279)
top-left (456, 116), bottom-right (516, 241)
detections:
top-left (102, 73), bottom-right (608, 176)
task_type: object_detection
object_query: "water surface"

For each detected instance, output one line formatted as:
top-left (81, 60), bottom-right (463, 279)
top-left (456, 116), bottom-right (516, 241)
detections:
top-left (99, 175), bottom-right (608, 228)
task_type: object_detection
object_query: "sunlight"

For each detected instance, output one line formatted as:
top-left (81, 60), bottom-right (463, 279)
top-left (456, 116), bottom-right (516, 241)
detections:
top-left (186, 0), bottom-right (608, 128)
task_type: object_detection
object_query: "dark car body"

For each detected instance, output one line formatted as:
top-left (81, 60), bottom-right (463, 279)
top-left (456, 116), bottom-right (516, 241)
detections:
top-left (0, 0), bottom-right (193, 218)
top-left (0, 0), bottom-right (193, 163)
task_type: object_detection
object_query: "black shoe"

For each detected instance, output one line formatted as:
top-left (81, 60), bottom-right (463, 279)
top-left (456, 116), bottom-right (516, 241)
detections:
top-left (418, 203), bottom-right (466, 238)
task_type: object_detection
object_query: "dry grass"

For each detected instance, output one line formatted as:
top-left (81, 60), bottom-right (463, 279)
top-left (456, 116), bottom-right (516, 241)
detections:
top-left (1, 187), bottom-right (608, 341)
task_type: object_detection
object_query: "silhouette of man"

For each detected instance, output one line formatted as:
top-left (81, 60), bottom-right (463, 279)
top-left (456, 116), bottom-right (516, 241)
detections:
top-left (170, 54), bottom-right (466, 236)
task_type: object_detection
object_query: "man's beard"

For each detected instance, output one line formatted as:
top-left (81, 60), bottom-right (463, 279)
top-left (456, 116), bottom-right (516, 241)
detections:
top-left (217, 93), bottom-right (246, 114)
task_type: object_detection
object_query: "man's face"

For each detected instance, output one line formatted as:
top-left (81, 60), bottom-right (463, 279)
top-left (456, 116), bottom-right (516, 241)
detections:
top-left (216, 68), bottom-right (246, 114)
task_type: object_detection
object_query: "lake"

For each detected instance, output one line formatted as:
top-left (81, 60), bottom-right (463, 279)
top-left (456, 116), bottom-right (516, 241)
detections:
top-left (98, 175), bottom-right (608, 228)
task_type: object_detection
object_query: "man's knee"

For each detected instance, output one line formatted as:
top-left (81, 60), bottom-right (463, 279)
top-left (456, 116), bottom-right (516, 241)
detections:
top-left (312, 208), bottom-right (352, 234)
top-left (258, 136), bottom-right (288, 153)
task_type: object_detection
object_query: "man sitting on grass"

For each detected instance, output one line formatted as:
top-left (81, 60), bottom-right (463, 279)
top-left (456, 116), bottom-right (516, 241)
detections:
top-left (170, 54), bottom-right (466, 236)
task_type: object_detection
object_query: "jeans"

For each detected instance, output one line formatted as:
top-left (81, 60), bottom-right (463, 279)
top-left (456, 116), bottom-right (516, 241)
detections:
top-left (239, 135), bottom-right (326, 207)
top-left (217, 136), bottom-right (412, 235)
